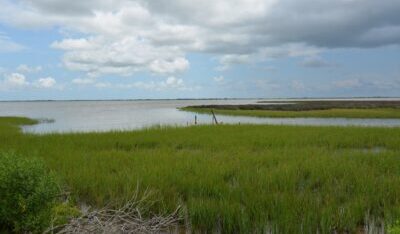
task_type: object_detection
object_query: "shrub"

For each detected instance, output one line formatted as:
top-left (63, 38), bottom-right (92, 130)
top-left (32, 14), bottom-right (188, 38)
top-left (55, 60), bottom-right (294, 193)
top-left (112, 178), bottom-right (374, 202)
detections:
top-left (51, 202), bottom-right (81, 227)
top-left (0, 152), bottom-right (59, 233)
top-left (388, 219), bottom-right (400, 234)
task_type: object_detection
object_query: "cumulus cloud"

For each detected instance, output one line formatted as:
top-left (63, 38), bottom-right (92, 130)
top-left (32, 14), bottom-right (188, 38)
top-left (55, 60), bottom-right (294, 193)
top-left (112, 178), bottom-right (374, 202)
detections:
top-left (1, 72), bottom-right (59, 90)
top-left (51, 38), bottom-right (96, 50)
top-left (1, 0), bottom-right (400, 77)
top-left (52, 36), bottom-right (189, 77)
top-left (34, 77), bottom-right (56, 88)
top-left (149, 58), bottom-right (189, 75)
top-left (4, 73), bottom-right (29, 86)
top-left (163, 77), bottom-right (185, 89)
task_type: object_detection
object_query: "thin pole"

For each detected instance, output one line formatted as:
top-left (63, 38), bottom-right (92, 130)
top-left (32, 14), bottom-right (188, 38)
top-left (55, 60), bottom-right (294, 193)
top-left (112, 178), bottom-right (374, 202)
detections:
top-left (211, 110), bottom-right (219, 125)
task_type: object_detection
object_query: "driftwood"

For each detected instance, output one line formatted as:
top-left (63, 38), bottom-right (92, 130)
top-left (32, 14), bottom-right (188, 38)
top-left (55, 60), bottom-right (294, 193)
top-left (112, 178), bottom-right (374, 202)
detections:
top-left (46, 189), bottom-right (182, 234)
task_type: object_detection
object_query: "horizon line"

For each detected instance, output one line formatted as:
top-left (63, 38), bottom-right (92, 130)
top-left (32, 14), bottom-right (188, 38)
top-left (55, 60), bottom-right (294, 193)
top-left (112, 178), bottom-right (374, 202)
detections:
top-left (1, 96), bottom-right (400, 102)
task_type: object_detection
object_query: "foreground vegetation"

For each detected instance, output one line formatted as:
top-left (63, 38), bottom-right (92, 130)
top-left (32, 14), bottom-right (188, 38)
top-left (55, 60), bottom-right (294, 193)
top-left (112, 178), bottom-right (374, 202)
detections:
top-left (182, 100), bottom-right (400, 118)
top-left (1, 117), bottom-right (400, 233)
top-left (0, 153), bottom-right (59, 233)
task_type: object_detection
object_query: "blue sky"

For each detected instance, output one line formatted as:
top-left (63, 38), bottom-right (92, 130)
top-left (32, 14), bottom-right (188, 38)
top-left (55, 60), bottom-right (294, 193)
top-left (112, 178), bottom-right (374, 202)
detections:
top-left (0, 0), bottom-right (400, 100)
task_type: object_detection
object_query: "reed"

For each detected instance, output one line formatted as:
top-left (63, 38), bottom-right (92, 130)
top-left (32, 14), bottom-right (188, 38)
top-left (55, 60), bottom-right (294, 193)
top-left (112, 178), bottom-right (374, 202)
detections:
top-left (1, 117), bottom-right (400, 233)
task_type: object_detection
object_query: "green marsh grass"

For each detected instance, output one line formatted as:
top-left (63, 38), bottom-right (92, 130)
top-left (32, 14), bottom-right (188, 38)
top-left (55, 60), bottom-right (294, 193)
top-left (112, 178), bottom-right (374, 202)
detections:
top-left (1, 117), bottom-right (400, 232)
top-left (181, 107), bottom-right (400, 119)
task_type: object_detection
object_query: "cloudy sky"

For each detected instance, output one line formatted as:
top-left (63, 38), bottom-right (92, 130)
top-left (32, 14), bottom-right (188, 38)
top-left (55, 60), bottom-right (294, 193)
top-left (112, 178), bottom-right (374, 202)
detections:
top-left (0, 0), bottom-right (400, 100)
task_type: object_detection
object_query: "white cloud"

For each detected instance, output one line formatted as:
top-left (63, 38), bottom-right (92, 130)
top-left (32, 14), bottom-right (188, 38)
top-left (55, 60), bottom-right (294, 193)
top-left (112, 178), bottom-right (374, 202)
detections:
top-left (164, 76), bottom-right (184, 89)
top-left (16, 64), bottom-right (42, 73)
top-left (4, 73), bottom-right (29, 86)
top-left (51, 38), bottom-right (97, 50)
top-left (149, 58), bottom-right (189, 75)
top-left (1, 72), bottom-right (60, 90)
top-left (34, 77), bottom-right (56, 88)
top-left (53, 36), bottom-right (189, 77)
top-left (1, 0), bottom-right (400, 78)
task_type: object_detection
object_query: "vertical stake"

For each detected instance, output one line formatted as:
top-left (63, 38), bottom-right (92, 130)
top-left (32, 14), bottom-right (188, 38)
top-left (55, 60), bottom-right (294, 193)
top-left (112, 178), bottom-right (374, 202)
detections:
top-left (211, 109), bottom-right (219, 125)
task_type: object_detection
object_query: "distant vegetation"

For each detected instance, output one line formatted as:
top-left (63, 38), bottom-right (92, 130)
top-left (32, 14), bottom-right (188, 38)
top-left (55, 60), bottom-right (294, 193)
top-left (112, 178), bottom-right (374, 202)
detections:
top-left (182, 100), bottom-right (400, 118)
top-left (1, 117), bottom-right (400, 233)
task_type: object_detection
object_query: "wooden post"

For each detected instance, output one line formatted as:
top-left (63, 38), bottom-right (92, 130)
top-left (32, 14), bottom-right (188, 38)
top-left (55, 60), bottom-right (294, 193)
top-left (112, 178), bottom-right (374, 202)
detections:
top-left (211, 110), bottom-right (219, 125)
top-left (195, 115), bottom-right (197, 125)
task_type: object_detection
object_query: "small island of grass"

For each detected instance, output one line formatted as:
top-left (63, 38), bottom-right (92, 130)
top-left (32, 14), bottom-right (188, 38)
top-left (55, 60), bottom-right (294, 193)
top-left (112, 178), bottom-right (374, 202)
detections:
top-left (181, 100), bottom-right (400, 118)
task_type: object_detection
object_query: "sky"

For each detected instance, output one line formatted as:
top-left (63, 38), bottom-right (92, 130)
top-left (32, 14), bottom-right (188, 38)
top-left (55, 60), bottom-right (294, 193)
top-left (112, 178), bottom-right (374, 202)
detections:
top-left (0, 0), bottom-right (400, 100)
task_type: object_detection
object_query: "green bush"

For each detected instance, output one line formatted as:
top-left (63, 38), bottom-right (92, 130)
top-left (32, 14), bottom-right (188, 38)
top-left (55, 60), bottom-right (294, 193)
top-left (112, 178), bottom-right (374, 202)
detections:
top-left (388, 219), bottom-right (400, 234)
top-left (51, 202), bottom-right (81, 227)
top-left (0, 152), bottom-right (59, 233)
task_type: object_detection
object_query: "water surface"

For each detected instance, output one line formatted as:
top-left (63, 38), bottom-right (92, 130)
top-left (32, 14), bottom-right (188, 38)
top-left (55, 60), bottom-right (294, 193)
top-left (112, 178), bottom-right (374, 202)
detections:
top-left (0, 99), bottom-right (400, 133)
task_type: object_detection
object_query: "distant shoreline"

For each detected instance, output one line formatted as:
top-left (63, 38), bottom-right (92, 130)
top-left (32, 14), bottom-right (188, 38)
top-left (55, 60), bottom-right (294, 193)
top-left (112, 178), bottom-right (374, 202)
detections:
top-left (1, 97), bottom-right (400, 102)
top-left (181, 100), bottom-right (400, 119)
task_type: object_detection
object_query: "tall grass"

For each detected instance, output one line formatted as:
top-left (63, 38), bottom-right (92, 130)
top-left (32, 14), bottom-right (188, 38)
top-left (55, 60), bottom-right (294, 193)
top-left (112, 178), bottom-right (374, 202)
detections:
top-left (1, 117), bottom-right (400, 232)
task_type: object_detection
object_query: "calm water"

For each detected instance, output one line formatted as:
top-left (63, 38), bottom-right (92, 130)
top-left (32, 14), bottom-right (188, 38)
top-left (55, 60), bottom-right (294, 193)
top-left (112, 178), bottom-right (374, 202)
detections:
top-left (1, 99), bottom-right (400, 133)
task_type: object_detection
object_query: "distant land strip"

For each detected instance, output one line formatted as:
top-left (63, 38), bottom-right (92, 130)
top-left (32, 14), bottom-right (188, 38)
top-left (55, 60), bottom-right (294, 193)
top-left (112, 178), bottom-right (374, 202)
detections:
top-left (181, 100), bottom-right (400, 118)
